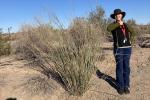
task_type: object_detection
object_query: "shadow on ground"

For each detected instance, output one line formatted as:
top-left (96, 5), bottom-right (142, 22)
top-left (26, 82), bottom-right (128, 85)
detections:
top-left (96, 70), bottom-right (119, 91)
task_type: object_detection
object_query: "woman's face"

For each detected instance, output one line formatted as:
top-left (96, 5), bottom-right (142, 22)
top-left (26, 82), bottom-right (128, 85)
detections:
top-left (115, 14), bottom-right (123, 21)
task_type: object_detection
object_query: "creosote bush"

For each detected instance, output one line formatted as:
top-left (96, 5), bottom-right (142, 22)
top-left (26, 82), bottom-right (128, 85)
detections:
top-left (14, 16), bottom-right (102, 96)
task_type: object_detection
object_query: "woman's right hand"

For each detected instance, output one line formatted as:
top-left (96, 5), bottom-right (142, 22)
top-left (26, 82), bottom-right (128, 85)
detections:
top-left (118, 20), bottom-right (124, 25)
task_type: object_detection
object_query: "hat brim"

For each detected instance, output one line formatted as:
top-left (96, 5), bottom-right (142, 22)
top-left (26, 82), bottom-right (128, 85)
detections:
top-left (110, 12), bottom-right (126, 19)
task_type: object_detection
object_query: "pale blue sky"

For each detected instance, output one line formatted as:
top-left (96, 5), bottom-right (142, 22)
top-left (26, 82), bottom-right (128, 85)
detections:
top-left (0, 0), bottom-right (150, 32)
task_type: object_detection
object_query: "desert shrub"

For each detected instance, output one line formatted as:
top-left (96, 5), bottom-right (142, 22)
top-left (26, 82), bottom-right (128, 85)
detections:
top-left (14, 16), bottom-right (102, 96)
top-left (89, 7), bottom-right (112, 33)
top-left (0, 32), bottom-right (11, 56)
top-left (126, 19), bottom-right (150, 47)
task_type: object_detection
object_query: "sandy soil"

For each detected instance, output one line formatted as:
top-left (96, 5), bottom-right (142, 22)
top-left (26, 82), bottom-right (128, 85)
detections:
top-left (0, 47), bottom-right (150, 100)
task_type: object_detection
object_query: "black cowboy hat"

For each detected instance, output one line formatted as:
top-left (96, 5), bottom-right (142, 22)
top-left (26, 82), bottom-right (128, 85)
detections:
top-left (110, 9), bottom-right (126, 19)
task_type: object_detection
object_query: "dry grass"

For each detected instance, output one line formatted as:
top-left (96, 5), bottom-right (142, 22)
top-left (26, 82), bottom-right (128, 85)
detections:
top-left (14, 75), bottom-right (57, 96)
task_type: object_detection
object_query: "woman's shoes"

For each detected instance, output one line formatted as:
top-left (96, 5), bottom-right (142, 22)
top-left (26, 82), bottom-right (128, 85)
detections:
top-left (117, 88), bottom-right (124, 95)
top-left (124, 87), bottom-right (130, 94)
top-left (117, 87), bottom-right (130, 95)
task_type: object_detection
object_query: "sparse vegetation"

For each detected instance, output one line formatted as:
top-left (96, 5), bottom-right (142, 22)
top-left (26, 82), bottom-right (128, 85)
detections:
top-left (0, 29), bottom-right (11, 56)
top-left (16, 75), bottom-right (57, 96)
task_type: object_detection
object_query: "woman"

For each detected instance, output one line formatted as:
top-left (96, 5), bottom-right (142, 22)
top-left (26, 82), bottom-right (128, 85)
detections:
top-left (107, 9), bottom-right (136, 95)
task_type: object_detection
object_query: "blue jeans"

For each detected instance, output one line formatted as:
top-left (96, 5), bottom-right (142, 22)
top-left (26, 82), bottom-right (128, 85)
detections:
top-left (113, 47), bottom-right (132, 89)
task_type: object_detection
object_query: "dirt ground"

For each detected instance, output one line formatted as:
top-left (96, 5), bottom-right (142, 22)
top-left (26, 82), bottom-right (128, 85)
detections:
top-left (0, 46), bottom-right (150, 100)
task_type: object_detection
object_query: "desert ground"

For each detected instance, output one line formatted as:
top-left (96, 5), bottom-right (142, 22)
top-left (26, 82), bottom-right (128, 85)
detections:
top-left (0, 43), bottom-right (150, 100)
